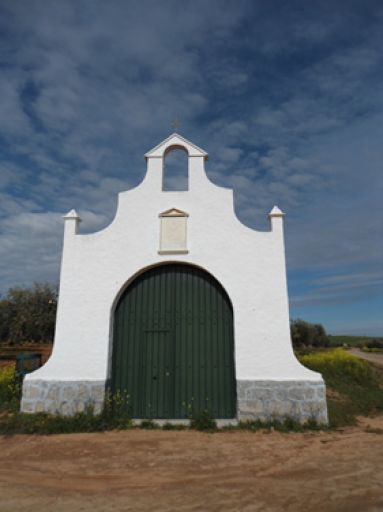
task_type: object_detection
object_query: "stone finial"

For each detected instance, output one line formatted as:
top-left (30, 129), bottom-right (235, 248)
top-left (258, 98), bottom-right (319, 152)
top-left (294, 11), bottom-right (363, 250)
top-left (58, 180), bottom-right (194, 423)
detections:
top-left (268, 205), bottom-right (285, 218)
top-left (63, 209), bottom-right (81, 235)
top-left (63, 209), bottom-right (82, 222)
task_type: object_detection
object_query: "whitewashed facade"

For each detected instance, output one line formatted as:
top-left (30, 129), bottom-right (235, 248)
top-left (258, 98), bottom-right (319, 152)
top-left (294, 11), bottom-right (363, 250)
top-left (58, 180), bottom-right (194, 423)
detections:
top-left (21, 133), bottom-right (328, 423)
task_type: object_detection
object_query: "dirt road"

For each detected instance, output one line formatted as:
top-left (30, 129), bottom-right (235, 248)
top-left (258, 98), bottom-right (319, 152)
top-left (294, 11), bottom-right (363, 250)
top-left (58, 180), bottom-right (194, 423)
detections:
top-left (0, 418), bottom-right (382, 512)
top-left (349, 348), bottom-right (383, 367)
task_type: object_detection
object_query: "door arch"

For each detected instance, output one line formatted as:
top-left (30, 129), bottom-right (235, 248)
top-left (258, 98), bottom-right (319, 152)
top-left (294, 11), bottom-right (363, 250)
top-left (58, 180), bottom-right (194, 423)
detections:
top-left (111, 263), bottom-right (236, 419)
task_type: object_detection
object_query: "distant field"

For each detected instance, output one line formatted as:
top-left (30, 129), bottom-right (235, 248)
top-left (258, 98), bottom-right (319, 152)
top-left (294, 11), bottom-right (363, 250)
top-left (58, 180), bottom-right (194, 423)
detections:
top-left (328, 335), bottom-right (383, 347)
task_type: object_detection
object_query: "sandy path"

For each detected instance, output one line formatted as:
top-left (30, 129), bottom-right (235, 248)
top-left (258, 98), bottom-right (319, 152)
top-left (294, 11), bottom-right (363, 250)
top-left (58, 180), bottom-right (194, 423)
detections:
top-left (0, 419), bottom-right (383, 512)
top-left (349, 348), bottom-right (383, 367)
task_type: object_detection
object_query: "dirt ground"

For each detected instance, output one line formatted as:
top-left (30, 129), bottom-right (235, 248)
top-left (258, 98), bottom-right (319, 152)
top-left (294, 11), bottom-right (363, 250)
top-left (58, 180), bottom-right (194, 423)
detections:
top-left (349, 349), bottom-right (383, 367)
top-left (0, 418), bottom-right (383, 512)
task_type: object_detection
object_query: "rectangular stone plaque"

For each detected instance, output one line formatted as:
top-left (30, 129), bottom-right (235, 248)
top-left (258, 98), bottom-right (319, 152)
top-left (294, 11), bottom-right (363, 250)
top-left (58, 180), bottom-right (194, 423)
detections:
top-left (158, 208), bottom-right (189, 254)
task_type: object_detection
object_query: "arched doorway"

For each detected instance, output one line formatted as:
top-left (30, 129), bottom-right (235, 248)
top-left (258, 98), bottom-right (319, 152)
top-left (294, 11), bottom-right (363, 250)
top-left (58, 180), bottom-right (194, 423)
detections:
top-left (111, 263), bottom-right (236, 419)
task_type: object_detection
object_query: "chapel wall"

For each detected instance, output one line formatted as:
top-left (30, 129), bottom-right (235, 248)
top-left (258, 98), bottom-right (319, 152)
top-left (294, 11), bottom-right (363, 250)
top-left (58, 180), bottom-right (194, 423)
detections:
top-left (20, 133), bottom-right (328, 424)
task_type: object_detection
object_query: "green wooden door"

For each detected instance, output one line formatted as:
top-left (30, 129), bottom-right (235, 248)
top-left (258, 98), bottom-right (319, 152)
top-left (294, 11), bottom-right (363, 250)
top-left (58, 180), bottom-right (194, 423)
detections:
top-left (111, 264), bottom-right (236, 418)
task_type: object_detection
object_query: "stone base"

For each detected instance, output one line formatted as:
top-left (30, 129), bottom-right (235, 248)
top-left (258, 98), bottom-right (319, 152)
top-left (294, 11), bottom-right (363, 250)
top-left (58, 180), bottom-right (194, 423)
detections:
top-left (237, 380), bottom-right (328, 424)
top-left (20, 378), bottom-right (328, 424)
top-left (20, 380), bottom-right (106, 416)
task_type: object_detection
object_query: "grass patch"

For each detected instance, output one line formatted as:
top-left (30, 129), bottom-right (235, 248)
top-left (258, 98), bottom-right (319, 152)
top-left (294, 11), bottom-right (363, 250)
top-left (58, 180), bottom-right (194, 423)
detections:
top-left (221, 418), bottom-right (323, 433)
top-left (0, 407), bottom-right (132, 435)
top-left (139, 419), bottom-right (160, 429)
top-left (299, 348), bottom-right (383, 428)
top-left (0, 377), bottom-right (132, 435)
top-left (162, 422), bottom-right (187, 430)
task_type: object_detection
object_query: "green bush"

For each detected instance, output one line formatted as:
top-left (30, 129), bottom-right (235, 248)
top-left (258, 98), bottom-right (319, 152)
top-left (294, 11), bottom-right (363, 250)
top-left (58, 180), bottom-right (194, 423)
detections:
top-left (190, 410), bottom-right (217, 431)
top-left (366, 339), bottom-right (383, 349)
top-left (0, 366), bottom-right (20, 412)
top-left (139, 419), bottom-right (159, 429)
top-left (299, 348), bottom-right (376, 386)
top-left (361, 347), bottom-right (383, 353)
top-left (102, 389), bottom-right (131, 427)
top-left (162, 422), bottom-right (187, 430)
top-left (0, 403), bottom-right (133, 435)
top-left (0, 384), bottom-right (133, 434)
top-left (0, 283), bottom-right (57, 345)
top-left (290, 319), bottom-right (329, 348)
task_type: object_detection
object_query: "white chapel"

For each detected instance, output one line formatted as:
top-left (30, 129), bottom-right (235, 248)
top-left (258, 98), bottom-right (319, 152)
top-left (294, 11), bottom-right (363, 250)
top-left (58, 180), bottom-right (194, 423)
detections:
top-left (21, 133), bottom-right (328, 424)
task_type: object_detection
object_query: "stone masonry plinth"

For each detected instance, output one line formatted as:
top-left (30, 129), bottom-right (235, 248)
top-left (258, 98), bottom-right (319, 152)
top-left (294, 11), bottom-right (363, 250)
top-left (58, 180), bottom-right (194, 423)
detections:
top-left (237, 380), bottom-right (328, 424)
top-left (21, 380), bottom-right (106, 416)
top-left (21, 378), bottom-right (328, 425)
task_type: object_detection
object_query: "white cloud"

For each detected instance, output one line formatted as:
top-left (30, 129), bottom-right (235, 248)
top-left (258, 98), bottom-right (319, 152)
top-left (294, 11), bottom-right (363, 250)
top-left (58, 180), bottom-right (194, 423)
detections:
top-left (0, 0), bottom-right (381, 331)
top-left (0, 211), bottom-right (62, 292)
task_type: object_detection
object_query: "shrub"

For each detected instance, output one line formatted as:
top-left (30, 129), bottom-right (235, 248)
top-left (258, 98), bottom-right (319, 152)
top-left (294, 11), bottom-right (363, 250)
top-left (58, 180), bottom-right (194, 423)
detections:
top-left (0, 402), bottom-right (134, 435)
top-left (0, 384), bottom-right (133, 434)
top-left (361, 347), bottom-right (383, 353)
top-left (299, 348), bottom-right (375, 386)
top-left (0, 366), bottom-right (20, 412)
top-left (139, 419), bottom-right (159, 429)
top-left (0, 283), bottom-right (57, 345)
top-left (366, 340), bottom-right (383, 350)
top-left (190, 410), bottom-right (217, 431)
top-left (0, 408), bottom-right (106, 435)
top-left (162, 422), bottom-right (187, 430)
top-left (102, 389), bottom-right (131, 427)
top-left (290, 319), bottom-right (329, 348)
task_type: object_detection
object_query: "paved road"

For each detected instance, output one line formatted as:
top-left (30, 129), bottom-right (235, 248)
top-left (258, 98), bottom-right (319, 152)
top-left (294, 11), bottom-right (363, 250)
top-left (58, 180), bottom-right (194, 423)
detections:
top-left (349, 348), bottom-right (383, 367)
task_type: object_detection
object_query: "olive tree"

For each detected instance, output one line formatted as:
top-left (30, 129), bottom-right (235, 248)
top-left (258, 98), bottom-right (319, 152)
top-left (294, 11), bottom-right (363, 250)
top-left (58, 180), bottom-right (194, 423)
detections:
top-left (0, 283), bottom-right (57, 345)
top-left (290, 318), bottom-right (329, 348)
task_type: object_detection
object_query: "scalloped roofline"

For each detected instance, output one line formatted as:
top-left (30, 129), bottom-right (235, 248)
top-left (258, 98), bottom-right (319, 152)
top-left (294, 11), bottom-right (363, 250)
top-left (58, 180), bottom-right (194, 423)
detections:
top-left (144, 132), bottom-right (208, 160)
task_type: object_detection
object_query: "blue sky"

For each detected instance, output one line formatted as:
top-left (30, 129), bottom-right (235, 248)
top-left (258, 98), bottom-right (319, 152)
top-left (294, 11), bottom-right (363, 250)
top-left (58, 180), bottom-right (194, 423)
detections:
top-left (0, 1), bottom-right (382, 335)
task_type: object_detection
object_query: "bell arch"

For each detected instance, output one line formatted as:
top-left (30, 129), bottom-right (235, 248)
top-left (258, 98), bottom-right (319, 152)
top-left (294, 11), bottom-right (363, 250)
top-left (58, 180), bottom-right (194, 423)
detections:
top-left (162, 146), bottom-right (189, 191)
